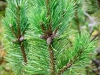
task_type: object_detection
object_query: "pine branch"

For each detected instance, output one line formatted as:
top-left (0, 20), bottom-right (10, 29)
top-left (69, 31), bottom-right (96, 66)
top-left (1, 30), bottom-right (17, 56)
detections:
top-left (56, 60), bottom-right (73, 75)
top-left (9, 7), bottom-right (27, 63)
top-left (15, 4), bottom-right (27, 64)
top-left (56, 32), bottom-right (94, 75)
top-left (26, 0), bottom-right (76, 74)
top-left (42, 1), bottom-right (56, 74)
top-left (3, 1), bottom-right (29, 69)
top-left (57, 48), bottom-right (84, 75)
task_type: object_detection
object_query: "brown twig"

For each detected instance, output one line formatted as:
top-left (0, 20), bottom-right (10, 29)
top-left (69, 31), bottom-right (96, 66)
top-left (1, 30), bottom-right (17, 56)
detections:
top-left (48, 45), bottom-right (56, 75)
top-left (19, 41), bottom-right (27, 63)
top-left (40, 22), bottom-right (47, 35)
top-left (9, 4), bottom-right (27, 64)
top-left (9, 24), bottom-right (18, 38)
top-left (16, 5), bottom-right (21, 39)
top-left (57, 49), bottom-right (83, 75)
top-left (56, 60), bottom-right (73, 75)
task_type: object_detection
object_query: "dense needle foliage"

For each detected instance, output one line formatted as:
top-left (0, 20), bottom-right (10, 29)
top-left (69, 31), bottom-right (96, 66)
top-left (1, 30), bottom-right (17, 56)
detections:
top-left (3, 0), bottom-right (97, 75)
top-left (3, 0), bottom-right (29, 75)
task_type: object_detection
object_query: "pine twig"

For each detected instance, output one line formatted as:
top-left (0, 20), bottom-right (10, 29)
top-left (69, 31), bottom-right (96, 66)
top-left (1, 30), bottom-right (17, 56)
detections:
top-left (44, 1), bottom-right (56, 74)
top-left (19, 41), bottom-right (27, 63)
top-left (16, 5), bottom-right (21, 39)
top-left (11, 4), bottom-right (27, 64)
top-left (9, 24), bottom-right (18, 38)
top-left (97, 0), bottom-right (100, 8)
top-left (56, 60), bottom-right (73, 75)
top-left (57, 48), bottom-right (84, 75)
top-left (48, 45), bottom-right (56, 75)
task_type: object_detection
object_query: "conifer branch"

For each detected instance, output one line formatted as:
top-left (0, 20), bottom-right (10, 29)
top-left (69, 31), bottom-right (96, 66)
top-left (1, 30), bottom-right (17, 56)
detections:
top-left (17, 5), bottom-right (27, 63)
top-left (40, 1), bottom-right (57, 74)
top-left (57, 48), bottom-right (84, 75)
top-left (3, 0), bottom-right (29, 74)
top-left (56, 60), bottom-right (73, 75)
top-left (12, 3), bottom-right (27, 64)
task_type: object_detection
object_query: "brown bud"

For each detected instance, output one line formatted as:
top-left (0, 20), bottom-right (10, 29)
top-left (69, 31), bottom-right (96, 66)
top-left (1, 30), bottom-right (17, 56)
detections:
top-left (20, 36), bottom-right (24, 42)
top-left (47, 37), bottom-right (52, 45)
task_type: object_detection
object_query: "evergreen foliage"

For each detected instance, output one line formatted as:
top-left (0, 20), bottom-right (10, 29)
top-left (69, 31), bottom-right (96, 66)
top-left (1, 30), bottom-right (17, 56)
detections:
top-left (72, 0), bottom-right (85, 35)
top-left (3, 0), bottom-right (29, 75)
top-left (3, 0), bottom-right (96, 75)
top-left (25, 0), bottom-right (96, 75)
top-left (84, 0), bottom-right (99, 14)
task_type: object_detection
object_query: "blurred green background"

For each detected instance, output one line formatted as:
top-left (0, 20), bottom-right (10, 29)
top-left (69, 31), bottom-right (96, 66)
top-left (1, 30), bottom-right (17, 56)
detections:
top-left (0, 0), bottom-right (14, 75)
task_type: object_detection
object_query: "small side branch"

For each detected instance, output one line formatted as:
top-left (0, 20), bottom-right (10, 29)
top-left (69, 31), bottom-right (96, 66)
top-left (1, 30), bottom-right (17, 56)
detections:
top-left (16, 4), bottom-right (27, 64)
top-left (48, 45), bottom-right (56, 75)
top-left (10, 4), bottom-right (28, 64)
top-left (56, 60), bottom-right (73, 75)
top-left (16, 5), bottom-right (21, 38)
top-left (57, 49), bottom-right (83, 75)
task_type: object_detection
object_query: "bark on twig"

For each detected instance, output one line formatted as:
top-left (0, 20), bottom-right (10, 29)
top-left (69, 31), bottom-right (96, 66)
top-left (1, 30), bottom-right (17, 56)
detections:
top-left (19, 41), bottom-right (27, 63)
top-left (57, 49), bottom-right (83, 75)
top-left (56, 61), bottom-right (73, 75)
top-left (9, 4), bottom-right (27, 64)
top-left (48, 45), bottom-right (56, 75)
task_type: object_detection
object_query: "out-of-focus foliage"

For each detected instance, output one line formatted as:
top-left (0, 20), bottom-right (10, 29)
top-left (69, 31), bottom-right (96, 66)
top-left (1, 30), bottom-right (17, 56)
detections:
top-left (84, 0), bottom-right (99, 14)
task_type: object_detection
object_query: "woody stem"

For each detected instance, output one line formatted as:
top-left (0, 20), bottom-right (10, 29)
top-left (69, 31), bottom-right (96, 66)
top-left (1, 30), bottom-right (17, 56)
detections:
top-left (16, 4), bottom-right (27, 64)
top-left (19, 41), bottom-right (27, 63)
top-left (48, 44), bottom-right (56, 75)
